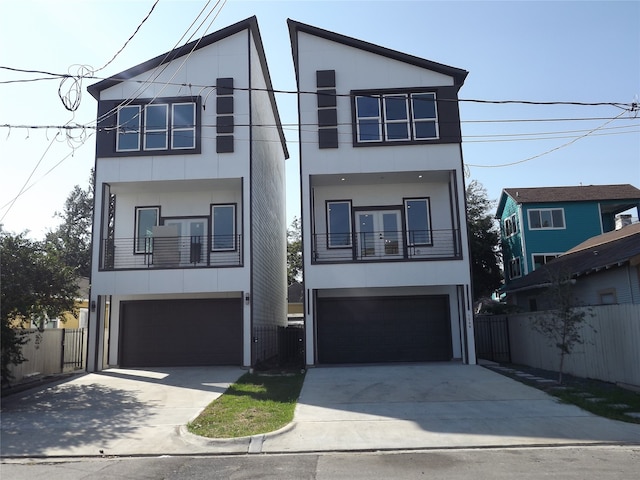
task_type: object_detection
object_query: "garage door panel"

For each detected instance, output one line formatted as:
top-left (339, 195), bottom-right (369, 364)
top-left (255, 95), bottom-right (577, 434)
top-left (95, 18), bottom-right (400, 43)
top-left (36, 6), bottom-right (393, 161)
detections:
top-left (120, 298), bottom-right (241, 367)
top-left (317, 296), bottom-right (451, 364)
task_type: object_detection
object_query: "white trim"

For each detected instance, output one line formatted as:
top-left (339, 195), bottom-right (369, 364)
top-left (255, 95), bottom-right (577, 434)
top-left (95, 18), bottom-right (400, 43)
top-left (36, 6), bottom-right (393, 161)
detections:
top-left (143, 103), bottom-right (169, 151)
top-left (116, 105), bottom-right (141, 152)
top-left (528, 207), bottom-right (566, 230)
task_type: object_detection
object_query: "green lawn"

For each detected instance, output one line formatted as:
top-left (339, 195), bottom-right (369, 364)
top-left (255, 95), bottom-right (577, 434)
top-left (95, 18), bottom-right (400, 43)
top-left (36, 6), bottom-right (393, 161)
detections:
top-left (187, 372), bottom-right (306, 438)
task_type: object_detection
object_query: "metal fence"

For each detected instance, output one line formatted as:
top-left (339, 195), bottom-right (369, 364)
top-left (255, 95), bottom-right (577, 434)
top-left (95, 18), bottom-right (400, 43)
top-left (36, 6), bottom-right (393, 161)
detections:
top-left (6, 328), bottom-right (86, 384)
top-left (474, 315), bottom-right (511, 363)
top-left (100, 235), bottom-right (242, 270)
top-left (312, 229), bottom-right (461, 263)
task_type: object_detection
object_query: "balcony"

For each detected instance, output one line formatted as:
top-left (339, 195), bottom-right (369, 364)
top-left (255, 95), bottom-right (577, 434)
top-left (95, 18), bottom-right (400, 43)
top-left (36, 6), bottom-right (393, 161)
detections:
top-left (99, 235), bottom-right (242, 270)
top-left (311, 229), bottom-right (461, 263)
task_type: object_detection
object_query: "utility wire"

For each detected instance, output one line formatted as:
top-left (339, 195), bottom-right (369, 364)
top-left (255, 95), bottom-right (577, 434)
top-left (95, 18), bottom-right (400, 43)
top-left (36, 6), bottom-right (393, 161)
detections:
top-left (94, 0), bottom-right (160, 74)
top-left (466, 110), bottom-right (630, 168)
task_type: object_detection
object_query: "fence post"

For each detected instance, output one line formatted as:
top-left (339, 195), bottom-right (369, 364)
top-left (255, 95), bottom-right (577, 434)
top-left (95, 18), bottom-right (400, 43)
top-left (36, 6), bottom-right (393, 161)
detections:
top-left (60, 328), bottom-right (66, 371)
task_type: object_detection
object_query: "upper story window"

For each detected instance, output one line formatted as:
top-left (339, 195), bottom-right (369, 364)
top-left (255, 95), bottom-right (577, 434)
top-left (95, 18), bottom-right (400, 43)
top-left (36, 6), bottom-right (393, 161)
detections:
top-left (528, 208), bottom-right (565, 229)
top-left (115, 99), bottom-right (197, 153)
top-left (327, 201), bottom-right (352, 248)
top-left (504, 213), bottom-right (518, 237)
top-left (508, 257), bottom-right (522, 280)
top-left (532, 254), bottom-right (558, 270)
top-left (135, 206), bottom-right (159, 253)
top-left (404, 198), bottom-right (432, 246)
top-left (353, 91), bottom-right (438, 145)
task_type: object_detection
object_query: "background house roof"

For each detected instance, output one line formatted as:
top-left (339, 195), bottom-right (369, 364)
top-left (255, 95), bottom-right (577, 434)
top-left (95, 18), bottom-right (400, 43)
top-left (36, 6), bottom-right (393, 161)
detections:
top-left (503, 222), bottom-right (640, 293)
top-left (496, 184), bottom-right (640, 218)
top-left (503, 184), bottom-right (640, 204)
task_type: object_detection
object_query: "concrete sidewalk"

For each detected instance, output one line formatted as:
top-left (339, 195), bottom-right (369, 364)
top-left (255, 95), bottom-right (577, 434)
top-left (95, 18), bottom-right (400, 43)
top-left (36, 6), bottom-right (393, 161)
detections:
top-left (2, 364), bottom-right (639, 458)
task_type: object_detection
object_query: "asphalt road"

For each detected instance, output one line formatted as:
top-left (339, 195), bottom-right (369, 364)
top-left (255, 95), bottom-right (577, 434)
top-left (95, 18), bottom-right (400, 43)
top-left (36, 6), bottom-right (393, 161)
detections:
top-left (2, 446), bottom-right (640, 479)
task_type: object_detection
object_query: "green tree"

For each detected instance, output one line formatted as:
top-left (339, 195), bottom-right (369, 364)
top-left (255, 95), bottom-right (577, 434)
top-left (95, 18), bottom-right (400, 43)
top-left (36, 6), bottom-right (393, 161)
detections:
top-left (46, 171), bottom-right (94, 277)
top-left (1, 230), bottom-right (79, 383)
top-left (531, 268), bottom-right (592, 384)
top-left (287, 217), bottom-right (302, 286)
top-left (466, 180), bottom-right (503, 300)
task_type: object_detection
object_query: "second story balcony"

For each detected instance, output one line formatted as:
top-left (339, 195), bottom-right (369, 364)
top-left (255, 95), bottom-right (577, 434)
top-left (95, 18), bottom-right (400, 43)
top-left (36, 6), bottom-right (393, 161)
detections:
top-left (311, 228), bottom-right (462, 264)
top-left (99, 234), bottom-right (243, 271)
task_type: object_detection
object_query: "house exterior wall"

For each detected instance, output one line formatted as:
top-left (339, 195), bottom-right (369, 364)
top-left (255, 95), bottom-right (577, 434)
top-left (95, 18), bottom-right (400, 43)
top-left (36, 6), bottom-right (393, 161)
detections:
top-left (87, 19), bottom-right (287, 371)
top-left (248, 34), bottom-right (288, 365)
top-left (292, 23), bottom-right (474, 366)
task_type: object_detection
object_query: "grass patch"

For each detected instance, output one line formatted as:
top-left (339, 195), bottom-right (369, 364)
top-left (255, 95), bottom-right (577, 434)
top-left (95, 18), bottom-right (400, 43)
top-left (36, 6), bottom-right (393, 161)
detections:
top-left (187, 371), bottom-right (305, 438)
top-left (487, 364), bottom-right (640, 424)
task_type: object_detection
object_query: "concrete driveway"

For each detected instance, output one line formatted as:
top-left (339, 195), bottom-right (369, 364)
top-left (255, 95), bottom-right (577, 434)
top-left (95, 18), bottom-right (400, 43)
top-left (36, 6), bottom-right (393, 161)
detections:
top-left (257, 364), bottom-right (640, 453)
top-left (0, 366), bottom-right (244, 458)
top-left (2, 364), bottom-right (639, 458)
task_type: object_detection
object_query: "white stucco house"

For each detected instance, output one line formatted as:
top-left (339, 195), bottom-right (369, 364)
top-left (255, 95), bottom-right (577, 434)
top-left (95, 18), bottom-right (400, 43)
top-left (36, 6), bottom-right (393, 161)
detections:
top-left (86, 17), bottom-right (288, 371)
top-left (288, 20), bottom-right (476, 365)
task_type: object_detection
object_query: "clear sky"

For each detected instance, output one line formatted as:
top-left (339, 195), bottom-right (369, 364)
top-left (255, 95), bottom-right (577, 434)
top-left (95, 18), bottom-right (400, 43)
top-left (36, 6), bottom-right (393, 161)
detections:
top-left (1, 0), bottom-right (638, 239)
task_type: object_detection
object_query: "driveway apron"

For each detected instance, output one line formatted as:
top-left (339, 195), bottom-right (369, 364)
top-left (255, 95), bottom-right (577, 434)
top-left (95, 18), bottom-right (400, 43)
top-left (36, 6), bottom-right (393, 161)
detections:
top-left (260, 364), bottom-right (640, 452)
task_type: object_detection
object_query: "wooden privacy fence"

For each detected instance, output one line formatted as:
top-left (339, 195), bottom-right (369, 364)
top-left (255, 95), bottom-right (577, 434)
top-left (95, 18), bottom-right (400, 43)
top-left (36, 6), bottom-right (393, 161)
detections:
top-left (477, 304), bottom-right (640, 389)
top-left (6, 328), bottom-right (86, 384)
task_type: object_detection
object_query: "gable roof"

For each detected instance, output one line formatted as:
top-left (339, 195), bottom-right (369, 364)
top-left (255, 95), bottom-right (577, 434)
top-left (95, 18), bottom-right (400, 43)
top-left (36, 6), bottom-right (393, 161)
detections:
top-left (87, 16), bottom-right (288, 158)
top-left (287, 19), bottom-right (468, 87)
top-left (503, 222), bottom-right (640, 293)
top-left (496, 184), bottom-right (640, 217)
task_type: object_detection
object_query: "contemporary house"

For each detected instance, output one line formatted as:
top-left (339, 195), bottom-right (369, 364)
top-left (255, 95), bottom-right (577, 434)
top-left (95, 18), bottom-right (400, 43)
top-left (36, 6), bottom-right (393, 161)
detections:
top-left (502, 222), bottom-right (640, 310)
top-left (496, 184), bottom-right (640, 286)
top-left (288, 20), bottom-right (476, 366)
top-left (86, 17), bottom-right (288, 371)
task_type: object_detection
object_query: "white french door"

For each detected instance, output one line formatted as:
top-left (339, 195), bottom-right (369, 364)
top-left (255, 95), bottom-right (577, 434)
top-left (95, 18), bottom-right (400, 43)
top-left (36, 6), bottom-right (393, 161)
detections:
top-left (163, 218), bottom-right (208, 265)
top-left (355, 210), bottom-right (403, 259)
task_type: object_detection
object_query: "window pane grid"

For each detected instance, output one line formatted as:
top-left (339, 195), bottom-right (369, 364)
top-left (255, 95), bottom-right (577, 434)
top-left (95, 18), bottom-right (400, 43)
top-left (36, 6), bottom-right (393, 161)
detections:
top-left (528, 209), bottom-right (565, 229)
top-left (355, 95), bottom-right (381, 142)
top-left (116, 101), bottom-right (196, 153)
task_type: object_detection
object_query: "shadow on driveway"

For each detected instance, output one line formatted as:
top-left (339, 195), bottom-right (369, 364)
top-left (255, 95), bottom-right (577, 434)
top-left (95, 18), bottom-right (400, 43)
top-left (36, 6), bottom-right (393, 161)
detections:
top-left (1, 366), bottom-right (243, 457)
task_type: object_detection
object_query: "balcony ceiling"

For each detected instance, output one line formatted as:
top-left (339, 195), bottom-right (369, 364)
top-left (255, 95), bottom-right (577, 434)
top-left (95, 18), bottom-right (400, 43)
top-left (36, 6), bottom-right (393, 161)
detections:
top-left (109, 178), bottom-right (241, 194)
top-left (310, 170), bottom-right (451, 187)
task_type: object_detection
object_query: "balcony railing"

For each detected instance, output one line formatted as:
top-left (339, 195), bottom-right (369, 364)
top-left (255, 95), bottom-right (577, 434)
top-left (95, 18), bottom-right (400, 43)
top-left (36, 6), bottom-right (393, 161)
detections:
top-left (100, 235), bottom-right (242, 270)
top-left (312, 229), bottom-right (461, 263)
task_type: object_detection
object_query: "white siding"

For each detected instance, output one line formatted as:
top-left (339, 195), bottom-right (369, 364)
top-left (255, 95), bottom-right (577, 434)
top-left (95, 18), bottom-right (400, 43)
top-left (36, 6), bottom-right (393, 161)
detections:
top-left (249, 32), bottom-right (288, 364)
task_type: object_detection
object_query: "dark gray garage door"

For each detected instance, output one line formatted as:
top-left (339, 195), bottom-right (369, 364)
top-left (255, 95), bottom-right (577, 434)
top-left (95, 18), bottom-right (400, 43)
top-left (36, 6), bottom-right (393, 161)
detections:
top-left (317, 295), bottom-right (451, 364)
top-left (120, 298), bottom-right (242, 367)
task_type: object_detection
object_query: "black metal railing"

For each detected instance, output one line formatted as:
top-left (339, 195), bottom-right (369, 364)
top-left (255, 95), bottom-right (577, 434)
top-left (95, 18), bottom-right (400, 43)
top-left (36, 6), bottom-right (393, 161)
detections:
top-left (100, 235), bottom-right (242, 270)
top-left (312, 229), bottom-right (461, 263)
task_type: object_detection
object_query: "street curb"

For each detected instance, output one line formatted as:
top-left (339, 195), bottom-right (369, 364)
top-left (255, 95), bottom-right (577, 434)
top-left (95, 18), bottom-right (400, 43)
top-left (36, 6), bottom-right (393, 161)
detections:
top-left (177, 420), bottom-right (298, 454)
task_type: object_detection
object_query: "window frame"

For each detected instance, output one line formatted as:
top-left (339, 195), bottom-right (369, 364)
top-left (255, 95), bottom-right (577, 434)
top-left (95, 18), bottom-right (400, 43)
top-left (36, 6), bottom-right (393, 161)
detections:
top-left (211, 203), bottom-right (237, 252)
top-left (508, 257), bottom-right (522, 279)
top-left (114, 97), bottom-right (200, 155)
top-left (352, 88), bottom-right (439, 145)
top-left (116, 105), bottom-right (141, 152)
top-left (143, 103), bottom-right (168, 151)
top-left (528, 208), bottom-right (566, 230)
top-left (134, 206), bottom-right (160, 254)
top-left (326, 200), bottom-right (353, 249)
top-left (171, 102), bottom-right (197, 150)
top-left (532, 253), bottom-right (559, 270)
top-left (404, 197), bottom-right (432, 246)
top-left (504, 213), bottom-right (518, 237)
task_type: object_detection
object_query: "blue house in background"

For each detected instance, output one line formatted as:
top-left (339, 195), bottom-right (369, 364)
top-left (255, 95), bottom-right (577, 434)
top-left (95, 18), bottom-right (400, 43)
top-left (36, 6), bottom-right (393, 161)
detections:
top-left (496, 184), bottom-right (640, 286)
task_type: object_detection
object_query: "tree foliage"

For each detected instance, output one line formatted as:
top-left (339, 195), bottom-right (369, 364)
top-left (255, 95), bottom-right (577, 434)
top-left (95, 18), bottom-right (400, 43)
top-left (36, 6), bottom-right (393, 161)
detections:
top-left (287, 217), bottom-right (302, 286)
top-left (45, 171), bottom-right (94, 277)
top-left (466, 179), bottom-right (502, 300)
top-left (1, 230), bottom-right (79, 383)
top-left (531, 269), bottom-right (592, 384)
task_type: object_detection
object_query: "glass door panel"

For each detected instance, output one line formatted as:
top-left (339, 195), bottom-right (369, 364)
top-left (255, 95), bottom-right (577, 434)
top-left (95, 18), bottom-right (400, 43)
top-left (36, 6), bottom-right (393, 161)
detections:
top-left (355, 210), bottom-right (402, 259)
top-left (164, 218), bottom-right (207, 265)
